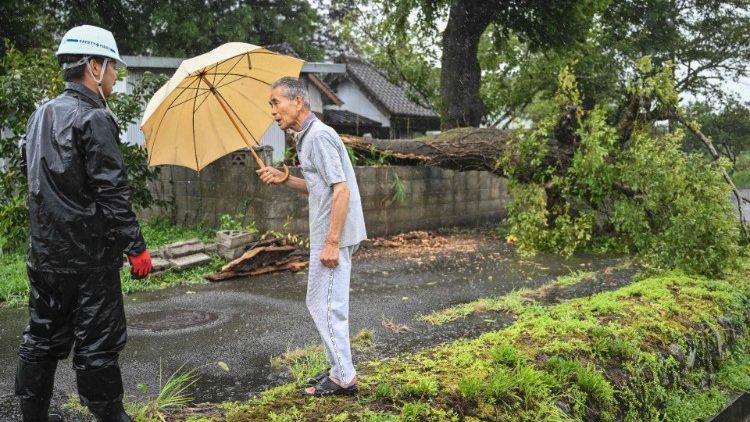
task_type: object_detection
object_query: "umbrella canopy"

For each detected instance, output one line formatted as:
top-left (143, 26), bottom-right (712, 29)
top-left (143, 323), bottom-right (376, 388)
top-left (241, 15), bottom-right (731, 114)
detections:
top-left (141, 42), bottom-right (304, 171)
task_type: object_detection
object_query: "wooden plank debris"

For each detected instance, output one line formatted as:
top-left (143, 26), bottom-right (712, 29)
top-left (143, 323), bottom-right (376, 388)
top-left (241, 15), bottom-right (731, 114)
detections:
top-left (205, 238), bottom-right (308, 282)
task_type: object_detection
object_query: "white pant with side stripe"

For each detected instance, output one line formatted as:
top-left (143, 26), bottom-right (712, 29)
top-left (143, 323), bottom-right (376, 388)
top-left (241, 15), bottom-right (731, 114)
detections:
top-left (306, 245), bottom-right (357, 385)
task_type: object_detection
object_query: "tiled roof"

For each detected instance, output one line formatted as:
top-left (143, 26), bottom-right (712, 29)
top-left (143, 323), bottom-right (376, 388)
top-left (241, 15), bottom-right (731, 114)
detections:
top-left (338, 56), bottom-right (439, 118)
top-left (265, 43), bottom-right (343, 106)
top-left (324, 108), bottom-right (382, 127)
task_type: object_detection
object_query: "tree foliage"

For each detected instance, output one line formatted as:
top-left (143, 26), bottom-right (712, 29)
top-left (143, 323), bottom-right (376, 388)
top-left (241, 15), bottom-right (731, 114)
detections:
top-left (503, 58), bottom-right (741, 276)
top-left (353, 0), bottom-right (607, 128)
top-left (333, 1), bottom-right (441, 111)
top-left (0, 45), bottom-right (164, 252)
top-left (338, 1), bottom-right (750, 130)
top-left (3, 0), bottom-right (324, 60)
top-left (484, 0), bottom-right (750, 126)
top-left (0, 0), bottom-right (56, 57)
top-left (683, 100), bottom-right (750, 168)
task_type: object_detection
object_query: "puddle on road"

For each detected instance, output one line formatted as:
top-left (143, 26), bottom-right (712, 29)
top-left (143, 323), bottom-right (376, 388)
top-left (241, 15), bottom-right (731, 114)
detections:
top-left (129, 309), bottom-right (221, 332)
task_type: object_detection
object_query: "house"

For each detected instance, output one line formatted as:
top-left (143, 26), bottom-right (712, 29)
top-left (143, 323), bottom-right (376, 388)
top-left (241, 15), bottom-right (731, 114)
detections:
top-left (324, 56), bottom-right (440, 139)
top-left (117, 53), bottom-right (345, 162)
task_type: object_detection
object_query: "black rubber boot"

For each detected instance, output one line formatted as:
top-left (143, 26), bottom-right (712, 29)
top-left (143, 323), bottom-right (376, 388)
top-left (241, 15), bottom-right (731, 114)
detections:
top-left (15, 359), bottom-right (62, 422)
top-left (18, 399), bottom-right (63, 422)
top-left (86, 401), bottom-right (131, 422)
top-left (76, 366), bottom-right (132, 422)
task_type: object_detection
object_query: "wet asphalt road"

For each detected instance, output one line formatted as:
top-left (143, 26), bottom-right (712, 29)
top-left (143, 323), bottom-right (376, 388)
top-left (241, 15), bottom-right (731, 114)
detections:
top-left (0, 234), bottom-right (622, 419)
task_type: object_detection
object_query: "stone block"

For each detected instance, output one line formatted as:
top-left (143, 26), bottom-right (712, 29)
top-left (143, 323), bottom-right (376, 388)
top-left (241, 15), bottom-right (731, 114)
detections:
top-left (204, 242), bottom-right (218, 255)
top-left (169, 253), bottom-right (212, 270)
top-left (160, 238), bottom-right (205, 259)
top-left (152, 257), bottom-right (173, 272)
top-left (216, 230), bottom-right (255, 248)
top-left (217, 244), bottom-right (247, 260)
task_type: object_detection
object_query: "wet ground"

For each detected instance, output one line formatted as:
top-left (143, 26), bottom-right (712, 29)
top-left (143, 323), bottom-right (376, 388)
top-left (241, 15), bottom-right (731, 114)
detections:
top-left (0, 231), bottom-right (628, 420)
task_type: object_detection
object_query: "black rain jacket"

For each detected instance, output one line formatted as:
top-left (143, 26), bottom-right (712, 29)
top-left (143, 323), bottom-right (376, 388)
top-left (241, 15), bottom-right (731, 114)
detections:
top-left (21, 82), bottom-right (146, 273)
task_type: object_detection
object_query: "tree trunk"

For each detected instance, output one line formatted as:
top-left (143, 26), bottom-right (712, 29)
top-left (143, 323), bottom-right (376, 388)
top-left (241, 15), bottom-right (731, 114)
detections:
top-left (440, 0), bottom-right (501, 129)
top-left (340, 127), bottom-right (566, 179)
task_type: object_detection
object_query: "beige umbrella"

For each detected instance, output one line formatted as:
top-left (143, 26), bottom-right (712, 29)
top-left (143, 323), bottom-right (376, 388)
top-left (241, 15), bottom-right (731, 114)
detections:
top-left (141, 42), bottom-right (303, 181)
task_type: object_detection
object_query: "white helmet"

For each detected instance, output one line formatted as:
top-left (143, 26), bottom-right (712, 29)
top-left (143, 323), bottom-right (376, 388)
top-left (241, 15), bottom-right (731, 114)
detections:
top-left (56, 25), bottom-right (127, 68)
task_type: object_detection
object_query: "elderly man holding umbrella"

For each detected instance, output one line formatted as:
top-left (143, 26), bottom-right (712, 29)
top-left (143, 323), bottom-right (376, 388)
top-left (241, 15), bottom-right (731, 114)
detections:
top-left (258, 77), bottom-right (367, 396)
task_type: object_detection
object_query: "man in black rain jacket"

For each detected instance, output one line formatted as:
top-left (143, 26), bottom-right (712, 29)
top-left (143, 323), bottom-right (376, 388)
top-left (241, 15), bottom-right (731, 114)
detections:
top-left (15, 25), bottom-right (152, 422)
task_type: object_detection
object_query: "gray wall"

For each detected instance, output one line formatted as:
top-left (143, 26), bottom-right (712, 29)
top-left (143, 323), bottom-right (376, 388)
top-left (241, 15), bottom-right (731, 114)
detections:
top-left (141, 151), bottom-right (508, 236)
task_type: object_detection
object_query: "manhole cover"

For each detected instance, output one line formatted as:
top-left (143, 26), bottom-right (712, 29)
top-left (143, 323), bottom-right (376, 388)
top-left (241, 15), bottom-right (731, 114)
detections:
top-left (129, 309), bottom-right (220, 332)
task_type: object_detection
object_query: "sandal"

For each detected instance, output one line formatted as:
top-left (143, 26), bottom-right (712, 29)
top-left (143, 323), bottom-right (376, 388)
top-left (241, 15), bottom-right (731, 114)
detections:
top-left (306, 367), bottom-right (330, 386)
top-left (301, 376), bottom-right (358, 397)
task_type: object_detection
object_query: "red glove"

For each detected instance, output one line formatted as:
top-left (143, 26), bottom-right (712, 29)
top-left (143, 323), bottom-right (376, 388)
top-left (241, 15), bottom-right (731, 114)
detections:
top-left (128, 250), bottom-right (152, 279)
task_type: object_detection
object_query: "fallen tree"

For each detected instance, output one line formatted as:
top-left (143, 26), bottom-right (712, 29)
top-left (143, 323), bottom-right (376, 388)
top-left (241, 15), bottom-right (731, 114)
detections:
top-left (340, 58), bottom-right (746, 277)
top-left (341, 128), bottom-right (512, 174)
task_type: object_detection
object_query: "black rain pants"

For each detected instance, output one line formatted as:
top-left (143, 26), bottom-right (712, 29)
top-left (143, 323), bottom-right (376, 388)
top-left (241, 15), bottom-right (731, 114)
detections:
top-left (16, 267), bottom-right (127, 407)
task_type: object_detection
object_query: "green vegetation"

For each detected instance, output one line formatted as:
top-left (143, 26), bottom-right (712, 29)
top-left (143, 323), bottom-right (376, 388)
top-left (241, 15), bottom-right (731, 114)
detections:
top-left (0, 220), bottom-right (218, 307)
top-left (0, 254), bottom-right (29, 307)
top-left (135, 363), bottom-right (200, 421)
top-left (503, 59), bottom-right (742, 277)
top-left (270, 329), bottom-right (375, 388)
top-left (732, 152), bottom-right (750, 189)
top-left (205, 262), bottom-right (750, 421)
top-left (141, 218), bottom-right (214, 246)
top-left (119, 254), bottom-right (223, 296)
top-left (219, 213), bottom-right (259, 233)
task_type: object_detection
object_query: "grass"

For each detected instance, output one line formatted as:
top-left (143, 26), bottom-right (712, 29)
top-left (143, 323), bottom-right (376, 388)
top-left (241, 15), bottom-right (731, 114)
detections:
top-left (64, 363), bottom-right (204, 421)
top-left (120, 254), bottom-right (223, 295)
top-left (0, 219), bottom-right (218, 307)
top-left (209, 258), bottom-right (750, 421)
top-left (136, 363), bottom-right (200, 420)
top-left (270, 328), bottom-right (375, 387)
top-left (0, 254), bottom-right (29, 307)
top-left (141, 217), bottom-right (215, 245)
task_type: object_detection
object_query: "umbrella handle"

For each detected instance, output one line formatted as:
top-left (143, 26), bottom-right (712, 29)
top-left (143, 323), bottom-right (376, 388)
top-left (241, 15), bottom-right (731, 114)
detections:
top-left (271, 164), bottom-right (290, 184)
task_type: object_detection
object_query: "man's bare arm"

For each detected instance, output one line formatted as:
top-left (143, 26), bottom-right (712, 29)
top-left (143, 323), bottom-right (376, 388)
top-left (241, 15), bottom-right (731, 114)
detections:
top-left (320, 182), bottom-right (350, 267)
top-left (325, 182), bottom-right (349, 244)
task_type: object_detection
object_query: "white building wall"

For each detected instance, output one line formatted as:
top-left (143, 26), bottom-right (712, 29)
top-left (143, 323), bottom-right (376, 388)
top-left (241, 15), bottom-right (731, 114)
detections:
top-left (328, 80), bottom-right (390, 127)
top-left (118, 70), bottom-right (145, 146)
top-left (304, 78), bottom-right (324, 113)
top-left (258, 124), bottom-right (286, 162)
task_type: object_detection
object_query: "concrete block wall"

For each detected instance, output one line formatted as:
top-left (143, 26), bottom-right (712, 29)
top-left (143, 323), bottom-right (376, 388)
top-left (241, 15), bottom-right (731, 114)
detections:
top-left (141, 151), bottom-right (509, 236)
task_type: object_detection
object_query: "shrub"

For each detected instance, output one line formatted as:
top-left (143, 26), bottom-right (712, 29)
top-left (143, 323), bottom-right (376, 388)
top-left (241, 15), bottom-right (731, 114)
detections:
top-left (502, 58), bottom-right (741, 276)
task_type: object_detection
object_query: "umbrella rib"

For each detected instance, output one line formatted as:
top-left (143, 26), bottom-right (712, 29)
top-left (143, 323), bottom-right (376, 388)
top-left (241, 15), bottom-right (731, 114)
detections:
top-left (193, 90), bottom-right (212, 113)
top-left (183, 50), bottom-right (285, 80)
top-left (208, 54), bottom-right (243, 92)
top-left (159, 76), bottom-right (204, 113)
top-left (168, 90), bottom-right (210, 110)
top-left (210, 83), bottom-right (262, 148)
top-left (213, 75), bottom-right (249, 91)
top-left (201, 72), bottom-right (272, 86)
top-left (192, 73), bottom-right (202, 170)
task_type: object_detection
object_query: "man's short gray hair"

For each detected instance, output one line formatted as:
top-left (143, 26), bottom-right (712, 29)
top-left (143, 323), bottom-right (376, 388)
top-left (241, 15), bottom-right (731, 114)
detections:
top-left (271, 77), bottom-right (310, 109)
